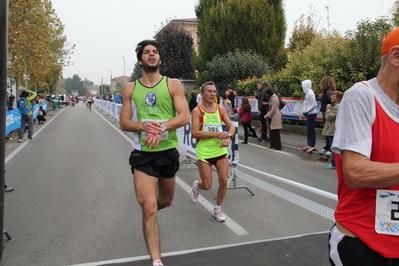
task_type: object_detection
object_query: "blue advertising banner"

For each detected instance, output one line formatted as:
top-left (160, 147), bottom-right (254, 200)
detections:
top-left (6, 103), bottom-right (48, 136)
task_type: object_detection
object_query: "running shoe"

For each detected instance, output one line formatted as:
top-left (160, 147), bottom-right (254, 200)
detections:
top-left (152, 260), bottom-right (163, 266)
top-left (189, 180), bottom-right (200, 203)
top-left (28, 138), bottom-right (33, 142)
top-left (306, 146), bottom-right (316, 153)
top-left (325, 163), bottom-right (336, 169)
top-left (318, 149), bottom-right (327, 154)
top-left (213, 208), bottom-right (226, 222)
top-left (302, 145), bottom-right (309, 151)
top-left (18, 138), bottom-right (22, 142)
top-left (324, 151), bottom-right (332, 156)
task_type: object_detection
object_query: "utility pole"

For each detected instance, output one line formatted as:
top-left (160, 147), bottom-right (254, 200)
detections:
top-left (110, 71), bottom-right (112, 92)
top-left (0, 0), bottom-right (9, 260)
top-left (122, 57), bottom-right (126, 85)
top-left (325, 6), bottom-right (330, 33)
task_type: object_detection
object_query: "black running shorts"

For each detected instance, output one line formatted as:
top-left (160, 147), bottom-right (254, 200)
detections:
top-left (129, 148), bottom-right (180, 179)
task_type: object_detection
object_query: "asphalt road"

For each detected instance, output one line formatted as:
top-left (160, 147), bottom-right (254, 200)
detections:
top-left (2, 104), bottom-right (337, 266)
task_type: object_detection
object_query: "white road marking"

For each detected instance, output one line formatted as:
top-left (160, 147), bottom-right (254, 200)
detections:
top-left (5, 108), bottom-right (66, 164)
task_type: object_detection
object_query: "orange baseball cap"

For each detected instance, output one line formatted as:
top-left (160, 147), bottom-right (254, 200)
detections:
top-left (381, 27), bottom-right (399, 56)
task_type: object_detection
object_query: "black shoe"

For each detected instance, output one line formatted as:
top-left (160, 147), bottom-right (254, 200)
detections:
top-left (241, 141), bottom-right (248, 144)
top-left (266, 138), bottom-right (271, 142)
top-left (251, 135), bottom-right (257, 138)
top-left (257, 137), bottom-right (265, 141)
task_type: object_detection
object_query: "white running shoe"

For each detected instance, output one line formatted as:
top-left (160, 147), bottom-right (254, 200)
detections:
top-left (213, 208), bottom-right (226, 222)
top-left (189, 180), bottom-right (200, 203)
top-left (318, 149), bottom-right (327, 154)
top-left (324, 151), bottom-right (332, 156)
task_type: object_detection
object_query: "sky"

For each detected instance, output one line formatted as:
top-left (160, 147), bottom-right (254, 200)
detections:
top-left (50, 0), bottom-right (396, 85)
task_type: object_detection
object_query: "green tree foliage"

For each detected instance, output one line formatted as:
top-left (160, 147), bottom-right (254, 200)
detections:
top-left (344, 18), bottom-right (392, 82)
top-left (65, 74), bottom-right (87, 96)
top-left (392, 0), bottom-right (399, 27)
top-left (289, 7), bottom-right (319, 51)
top-left (8, 0), bottom-right (74, 93)
top-left (203, 50), bottom-right (269, 92)
top-left (155, 24), bottom-right (195, 79)
top-left (277, 18), bottom-right (392, 97)
top-left (279, 32), bottom-right (348, 97)
top-left (194, 0), bottom-right (285, 79)
top-left (130, 62), bottom-right (142, 82)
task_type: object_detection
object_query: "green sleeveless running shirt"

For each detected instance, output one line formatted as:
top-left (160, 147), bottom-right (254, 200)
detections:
top-left (196, 105), bottom-right (228, 161)
top-left (131, 76), bottom-right (178, 152)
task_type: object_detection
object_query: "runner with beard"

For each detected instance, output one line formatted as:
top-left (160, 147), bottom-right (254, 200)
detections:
top-left (119, 40), bottom-right (190, 266)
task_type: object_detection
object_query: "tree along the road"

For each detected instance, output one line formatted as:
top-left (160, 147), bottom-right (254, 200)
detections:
top-left (65, 75), bottom-right (87, 96)
top-left (130, 62), bottom-right (142, 82)
top-left (203, 49), bottom-right (269, 92)
top-left (288, 7), bottom-right (319, 52)
top-left (8, 0), bottom-right (74, 93)
top-left (392, 0), bottom-right (399, 27)
top-left (155, 24), bottom-right (195, 79)
top-left (275, 18), bottom-right (392, 97)
top-left (194, 0), bottom-right (285, 84)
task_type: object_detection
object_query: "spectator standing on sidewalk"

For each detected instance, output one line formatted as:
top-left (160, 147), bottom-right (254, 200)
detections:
top-left (238, 97), bottom-right (257, 144)
top-left (255, 82), bottom-right (270, 141)
top-left (225, 85), bottom-right (238, 108)
top-left (7, 95), bottom-right (15, 110)
top-left (318, 76), bottom-right (336, 154)
top-left (301, 80), bottom-right (318, 153)
top-left (18, 90), bottom-right (37, 142)
top-left (229, 108), bottom-right (239, 122)
top-left (265, 88), bottom-right (282, 150)
top-left (119, 39), bottom-right (189, 266)
top-left (329, 27), bottom-right (399, 265)
top-left (190, 81), bottom-right (235, 223)
top-left (322, 90), bottom-right (342, 169)
top-left (188, 92), bottom-right (197, 112)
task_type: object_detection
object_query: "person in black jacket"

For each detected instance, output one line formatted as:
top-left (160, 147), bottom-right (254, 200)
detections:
top-left (188, 92), bottom-right (197, 112)
top-left (254, 82), bottom-right (270, 141)
top-left (37, 106), bottom-right (47, 124)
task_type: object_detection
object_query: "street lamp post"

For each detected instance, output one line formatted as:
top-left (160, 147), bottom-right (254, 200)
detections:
top-left (110, 71), bottom-right (112, 91)
top-left (101, 78), bottom-right (103, 97)
top-left (325, 6), bottom-right (330, 33)
top-left (122, 57), bottom-right (126, 85)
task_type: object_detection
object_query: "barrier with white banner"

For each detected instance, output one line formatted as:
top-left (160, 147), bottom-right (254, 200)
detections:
top-left (236, 97), bottom-right (323, 121)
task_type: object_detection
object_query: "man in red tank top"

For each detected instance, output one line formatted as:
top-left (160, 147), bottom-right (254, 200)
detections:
top-left (329, 28), bottom-right (399, 265)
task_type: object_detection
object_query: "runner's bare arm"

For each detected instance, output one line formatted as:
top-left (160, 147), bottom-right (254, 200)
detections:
top-left (220, 105), bottom-right (235, 147)
top-left (161, 78), bottom-right (190, 131)
top-left (342, 150), bottom-right (399, 189)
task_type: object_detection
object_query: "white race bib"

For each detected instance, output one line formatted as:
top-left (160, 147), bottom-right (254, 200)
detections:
top-left (375, 189), bottom-right (399, 235)
top-left (202, 123), bottom-right (223, 133)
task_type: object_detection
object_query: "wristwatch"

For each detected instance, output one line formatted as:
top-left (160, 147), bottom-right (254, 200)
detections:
top-left (228, 133), bottom-right (232, 139)
top-left (160, 123), bottom-right (167, 132)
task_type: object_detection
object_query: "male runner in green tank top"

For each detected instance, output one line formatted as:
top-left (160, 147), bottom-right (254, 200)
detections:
top-left (190, 81), bottom-right (235, 222)
top-left (119, 40), bottom-right (189, 266)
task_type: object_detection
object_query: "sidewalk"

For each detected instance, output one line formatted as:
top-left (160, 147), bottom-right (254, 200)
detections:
top-left (236, 126), bottom-right (330, 162)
